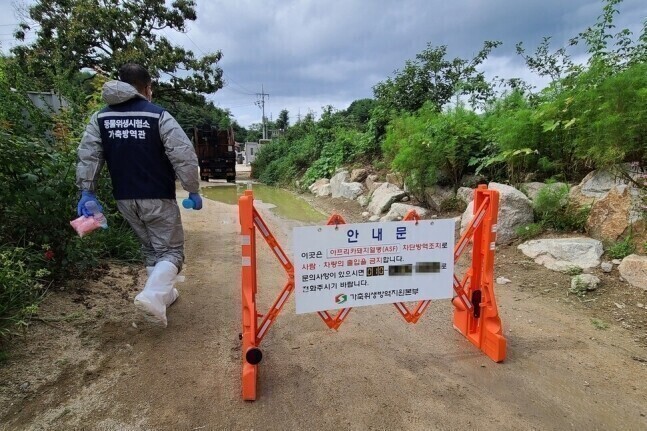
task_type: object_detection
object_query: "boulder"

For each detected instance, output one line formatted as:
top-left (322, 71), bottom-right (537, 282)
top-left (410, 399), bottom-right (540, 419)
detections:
top-left (461, 182), bottom-right (534, 243)
top-left (580, 170), bottom-right (625, 198)
top-left (460, 174), bottom-right (487, 188)
top-left (586, 185), bottom-right (643, 242)
top-left (456, 187), bottom-right (474, 205)
top-left (618, 254), bottom-right (647, 291)
top-left (365, 175), bottom-right (381, 193)
top-left (336, 182), bottom-right (364, 200)
top-left (424, 186), bottom-right (454, 212)
top-left (369, 215), bottom-right (380, 222)
top-left (453, 216), bottom-right (462, 240)
top-left (380, 203), bottom-right (428, 222)
top-left (350, 168), bottom-right (369, 183)
top-left (518, 238), bottom-right (604, 272)
top-left (308, 178), bottom-right (329, 194)
top-left (357, 195), bottom-right (370, 207)
top-left (329, 171), bottom-right (349, 197)
top-left (361, 211), bottom-right (370, 217)
top-left (368, 183), bottom-right (407, 215)
top-left (385, 172), bottom-right (404, 189)
top-left (330, 170), bottom-right (364, 200)
top-left (460, 201), bottom-right (474, 234)
top-left (569, 169), bottom-right (626, 207)
top-left (316, 184), bottom-right (331, 197)
top-left (521, 182), bottom-right (568, 201)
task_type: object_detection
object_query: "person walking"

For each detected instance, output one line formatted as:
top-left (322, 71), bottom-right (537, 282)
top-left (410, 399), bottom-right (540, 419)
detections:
top-left (76, 63), bottom-right (202, 327)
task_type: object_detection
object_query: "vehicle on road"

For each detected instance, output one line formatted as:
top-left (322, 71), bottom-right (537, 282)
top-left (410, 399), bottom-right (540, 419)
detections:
top-left (193, 126), bottom-right (236, 183)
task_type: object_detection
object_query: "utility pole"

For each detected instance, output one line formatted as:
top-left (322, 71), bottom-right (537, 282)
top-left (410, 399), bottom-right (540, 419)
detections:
top-left (297, 108), bottom-right (301, 123)
top-left (255, 84), bottom-right (269, 140)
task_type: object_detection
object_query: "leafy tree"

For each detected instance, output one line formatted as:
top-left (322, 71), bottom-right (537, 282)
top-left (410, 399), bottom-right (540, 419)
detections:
top-left (245, 123), bottom-right (263, 142)
top-left (276, 109), bottom-right (289, 130)
top-left (515, 37), bottom-right (575, 85)
top-left (13, 0), bottom-right (223, 103)
top-left (383, 103), bottom-right (484, 198)
top-left (343, 98), bottom-right (376, 128)
top-left (156, 92), bottom-right (231, 135)
top-left (373, 41), bottom-right (501, 113)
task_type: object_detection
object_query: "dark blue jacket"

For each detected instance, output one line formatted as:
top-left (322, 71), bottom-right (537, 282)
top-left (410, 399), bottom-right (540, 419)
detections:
top-left (98, 98), bottom-right (176, 200)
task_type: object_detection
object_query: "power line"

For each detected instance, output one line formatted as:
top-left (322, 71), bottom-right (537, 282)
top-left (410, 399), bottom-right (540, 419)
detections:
top-left (224, 76), bottom-right (256, 95)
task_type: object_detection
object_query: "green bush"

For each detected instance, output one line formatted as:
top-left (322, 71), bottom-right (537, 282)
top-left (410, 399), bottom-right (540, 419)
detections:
top-left (0, 245), bottom-right (50, 338)
top-left (607, 236), bottom-right (636, 259)
top-left (533, 184), bottom-right (589, 232)
top-left (0, 60), bottom-right (141, 340)
top-left (383, 104), bottom-right (484, 200)
top-left (253, 117), bottom-right (373, 189)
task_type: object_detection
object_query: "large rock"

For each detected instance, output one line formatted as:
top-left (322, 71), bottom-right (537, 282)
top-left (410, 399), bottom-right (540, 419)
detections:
top-left (453, 216), bottom-right (462, 240)
top-left (309, 178), bottom-right (330, 196)
top-left (569, 169), bottom-right (625, 207)
top-left (329, 171), bottom-right (349, 197)
top-left (357, 195), bottom-right (370, 207)
top-left (385, 172), bottom-right (404, 189)
top-left (522, 182), bottom-right (568, 201)
top-left (518, 238), bottom-right (604, 272)
top-left (618, 254), bottom-right (647, 291)
top-left (337, 182), bottom-right (364, 200)
top-left (350, 168), bottom-right (368, 183)
top-left (456, 187), bottom-right (474, 205)
top-left (365, 175), bottom-right (381, 193)
top-left (579, 170), bottom-right (625, 198)
top-left (329, 170), bottom-right (364, 200)
top-left (424, 186), bottom-right (454, 212)
top-left (368, 183), bottom-right (407, 215)
top-left (460, 174), bottom-right (487, 188)
top-left (460, 201), bottom-right (474, 234)
top-left (586, 185), bottom-right (643, 242)
top-left (380, 203), bottom-right (429, 221)
top-left (461, 182), bottom-right (534, 243)
top-left (316, 184), bottom-right (331, 197)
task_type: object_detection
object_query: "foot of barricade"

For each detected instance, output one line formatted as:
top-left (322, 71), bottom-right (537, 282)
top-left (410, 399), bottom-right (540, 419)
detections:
top-left (242, 362), bottom-right (258, 401)
top-left (452, 297), bottom-right (506, 362)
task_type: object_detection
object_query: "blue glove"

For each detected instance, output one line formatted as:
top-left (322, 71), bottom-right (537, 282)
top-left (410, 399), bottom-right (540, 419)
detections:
top-left (188, 192), bottom-right (203, 210)
top-left (77, 191), bottom-right (103, 217)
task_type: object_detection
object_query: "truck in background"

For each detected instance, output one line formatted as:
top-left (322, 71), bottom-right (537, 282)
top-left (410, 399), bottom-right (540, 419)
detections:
top-left (193, 126), bottom-right (236, 183)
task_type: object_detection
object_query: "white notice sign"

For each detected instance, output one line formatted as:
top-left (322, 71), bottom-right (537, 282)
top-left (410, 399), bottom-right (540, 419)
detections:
top-left (293, 219), bottom-right (455, 314)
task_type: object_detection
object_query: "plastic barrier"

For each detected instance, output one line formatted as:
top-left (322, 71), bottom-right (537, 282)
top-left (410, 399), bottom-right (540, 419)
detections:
top-left (238, 185), bottom-right (506, 401)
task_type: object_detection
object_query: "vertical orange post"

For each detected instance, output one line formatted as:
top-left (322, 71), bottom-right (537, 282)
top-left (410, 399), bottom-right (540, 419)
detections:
top-left (239, 190), bottom-right (259, 400)
top-left (452, 185), bottom-right (506, 362)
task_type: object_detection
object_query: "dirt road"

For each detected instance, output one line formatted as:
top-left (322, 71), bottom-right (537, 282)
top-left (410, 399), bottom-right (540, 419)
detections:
top-left (1, 178), bottom-right (647, 430)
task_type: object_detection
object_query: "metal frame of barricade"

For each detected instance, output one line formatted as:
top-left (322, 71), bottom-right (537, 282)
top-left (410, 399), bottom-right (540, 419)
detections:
top-left (238, 185), bottom-right (506, 401)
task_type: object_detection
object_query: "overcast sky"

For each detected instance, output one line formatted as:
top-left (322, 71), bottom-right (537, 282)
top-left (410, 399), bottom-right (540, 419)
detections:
top-left (2, 0), bottom-right (646, 127)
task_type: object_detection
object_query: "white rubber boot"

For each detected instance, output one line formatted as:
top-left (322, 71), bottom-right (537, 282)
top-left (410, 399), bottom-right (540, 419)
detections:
top-left (146, 266), bottom-right (181, 307)
top-left (135, 261), bottom-right (179, 327)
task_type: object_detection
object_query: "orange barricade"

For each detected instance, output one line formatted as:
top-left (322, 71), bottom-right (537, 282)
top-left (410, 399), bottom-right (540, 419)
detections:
top-left (238, 184), bottom-right (506, 401)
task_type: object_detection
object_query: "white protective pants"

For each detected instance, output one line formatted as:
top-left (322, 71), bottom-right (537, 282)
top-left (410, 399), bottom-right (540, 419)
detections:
top-left (134, 260), bottom-right (180, 327)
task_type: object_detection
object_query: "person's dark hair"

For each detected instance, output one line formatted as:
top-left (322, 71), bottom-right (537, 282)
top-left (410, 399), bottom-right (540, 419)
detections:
top-left (118, 63), bottom-right (152, 90)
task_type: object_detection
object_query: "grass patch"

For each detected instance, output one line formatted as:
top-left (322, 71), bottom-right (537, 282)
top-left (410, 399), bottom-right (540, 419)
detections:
top-left (591, 318), bottom-right (609, 330)
top-left (516, 223), bottom-right (544, 241)
top-left (565, 266), bottom-right (583, 276)
top-left (606, 236), bottom-right (636, 260)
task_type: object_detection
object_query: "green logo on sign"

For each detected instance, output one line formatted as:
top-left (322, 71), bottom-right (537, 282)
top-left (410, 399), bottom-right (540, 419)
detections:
top-left (335, 294), bottom-right (347, 304)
